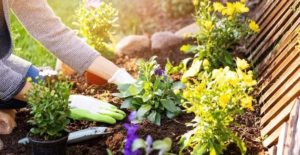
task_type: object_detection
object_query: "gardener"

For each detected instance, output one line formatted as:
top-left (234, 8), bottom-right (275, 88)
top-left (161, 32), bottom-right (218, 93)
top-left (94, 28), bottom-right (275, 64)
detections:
top-left (0, 0), bottom-right (135, 134)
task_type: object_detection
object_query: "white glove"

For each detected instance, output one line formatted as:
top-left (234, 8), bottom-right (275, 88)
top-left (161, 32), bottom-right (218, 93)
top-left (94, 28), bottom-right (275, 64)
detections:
top-left (108, 68), bottom-right (136, 85)
top-left (69, 95), bottom-right (126, 124)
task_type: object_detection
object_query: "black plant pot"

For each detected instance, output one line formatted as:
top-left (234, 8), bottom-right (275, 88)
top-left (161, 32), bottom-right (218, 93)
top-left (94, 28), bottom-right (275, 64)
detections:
top-left (28, 133), bottom-right (69, 155)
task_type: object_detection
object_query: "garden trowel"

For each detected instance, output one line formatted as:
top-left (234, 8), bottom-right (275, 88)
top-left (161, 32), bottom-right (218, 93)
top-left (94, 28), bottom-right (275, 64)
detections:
top-left (18, 127), bottom-right (110, 145)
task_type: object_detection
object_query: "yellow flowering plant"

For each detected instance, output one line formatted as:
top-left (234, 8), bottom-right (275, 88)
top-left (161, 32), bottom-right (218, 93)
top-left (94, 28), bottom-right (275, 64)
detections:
top-left (76, 0), bottom-right (118, 59)
top-left (181, 0), bottom-right (260, 68)
top-left (179, 58), bottom-right (256, 155)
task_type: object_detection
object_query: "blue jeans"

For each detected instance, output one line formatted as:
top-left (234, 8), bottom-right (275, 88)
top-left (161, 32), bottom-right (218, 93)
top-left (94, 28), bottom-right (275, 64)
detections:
top-left (0, 65), bottom-right (40, 109)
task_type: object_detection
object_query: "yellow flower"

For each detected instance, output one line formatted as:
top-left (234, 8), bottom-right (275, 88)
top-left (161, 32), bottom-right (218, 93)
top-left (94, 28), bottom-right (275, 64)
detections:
top-left (222, 3), bottom-right (235, 17)
top-left (241, 0), bottom-right (247, 4)
top-left (196, 83), bottom-right (205, 92)
top-left (203, 20), bottom-right (214, 32)
top-left (243, 75), bottom-right (257, 87)
top-left (203, 59), bottom-right (210, 70)
top-left (236, 57), bottom-right (250, 70)
top-left (241, 96), bottom-right (254, 111)
top-left (249, 20), bottom-right (260, 32)
top-left (219, 94), bottom-right (231, 108)
top-left (234, 2), bottom-right (249, 14)
top-left (213, 2), bottom-right (224, 12)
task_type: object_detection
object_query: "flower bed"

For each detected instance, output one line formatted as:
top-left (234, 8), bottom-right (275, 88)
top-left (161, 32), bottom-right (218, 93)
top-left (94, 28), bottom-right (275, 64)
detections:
top-left (0, 55), bottom-right (263, 155)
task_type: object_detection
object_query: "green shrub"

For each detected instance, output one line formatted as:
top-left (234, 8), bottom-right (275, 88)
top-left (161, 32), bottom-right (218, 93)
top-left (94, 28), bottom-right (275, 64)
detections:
top-left (76, 0), bottom-right (118, 59)
top-left (114, 57), bottom-right (184, 125)
top-left (26, 75), bottom-right (72, 140)
top-left (159, 0), bottom-right (194, 17)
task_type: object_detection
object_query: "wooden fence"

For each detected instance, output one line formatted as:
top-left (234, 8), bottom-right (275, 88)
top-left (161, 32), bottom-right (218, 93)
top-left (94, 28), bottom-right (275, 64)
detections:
top-left (246, 0), bottom-right (300, 154)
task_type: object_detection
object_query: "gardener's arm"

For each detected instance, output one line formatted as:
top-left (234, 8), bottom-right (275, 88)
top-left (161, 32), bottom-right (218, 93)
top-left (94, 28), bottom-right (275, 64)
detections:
top-left (11, 0), bottom-right (115, 76)
top-left (0, 61), bottom-right (27, 101)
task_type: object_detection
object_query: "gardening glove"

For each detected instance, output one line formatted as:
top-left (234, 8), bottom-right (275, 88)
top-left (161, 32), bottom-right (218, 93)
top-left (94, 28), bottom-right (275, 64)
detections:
top-left (0, 110), bottom-right (17, 134)
top-left (68, 95), bottom-right (126, 124)
top-left (108, 68), bottom-right (136, 85)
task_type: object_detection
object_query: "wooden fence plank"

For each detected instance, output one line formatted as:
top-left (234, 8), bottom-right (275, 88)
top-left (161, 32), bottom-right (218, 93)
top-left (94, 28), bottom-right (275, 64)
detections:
top-left (268, 146), bottom-right (277, 155)
top-left (276, 122), bottom-right (288, 155)
top-left (250, 3), bottom-right (300, 64)
top-left (257, 45), bottom-right (299, 90)
top-left (284, 99), bottom-right (300, 155)
top-left (260, 82), bottom-right (300, 125)
top-left (260, 67), bottom-right (300, 112)
top-left (248, 0), bottom-right (292, 52)
top-left (292, 100), bottom-right (300, 155)
top-left (246, 0), bottom-right (283, 48)
top-left (256, 32), bottom-right (299, 79)
top-left (261, 100), bottom-right (294, 136)
top-left (263, 122), bottom-right (286, 147)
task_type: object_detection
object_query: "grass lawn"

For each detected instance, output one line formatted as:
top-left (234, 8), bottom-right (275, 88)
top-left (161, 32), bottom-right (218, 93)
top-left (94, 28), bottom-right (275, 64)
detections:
top-left (11, 0), bottom-right (81, 68)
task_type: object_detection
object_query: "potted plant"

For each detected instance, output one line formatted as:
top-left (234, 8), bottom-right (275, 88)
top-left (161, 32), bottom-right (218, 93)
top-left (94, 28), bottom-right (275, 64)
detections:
top-left (26, 74), bottom-right (72, 155)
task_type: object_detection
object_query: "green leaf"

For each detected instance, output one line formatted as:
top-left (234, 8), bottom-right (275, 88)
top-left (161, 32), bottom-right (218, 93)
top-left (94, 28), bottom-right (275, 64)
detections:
top-left (106, 149), bottom-right (113, 155)
top-left (153, 138), bottom-right (172, 152)
top-left (142, 93), bottom-right (152, 102)
top-left (180, 45), bottom-right (198, 53)
top-left (209, 145), bottom-right (217, 155)
top-left (117, 83), bottom-right (131, 92)
top-left (147, 111), bottom-right (157, 123)
top-left (120, 99), bottom-right (135, 110)
top-left (166, 111), bottom-right (177, 119)
top-left (194, 144), bottom-right (208, 155)
top-left (182, 60), bottom-right (202, 78)
top-left (154, 113), bottom-right (161, 126)
top-left (161, 99), bottom-right (178, 113)
top-left (137, 104), bottom-right (152, 119)
top-left (132, 138), bottom-right (146, 151)
top-left (233, 135), bottom-right (247, 155)
top-left (172, 82), bottom-right (185, 90)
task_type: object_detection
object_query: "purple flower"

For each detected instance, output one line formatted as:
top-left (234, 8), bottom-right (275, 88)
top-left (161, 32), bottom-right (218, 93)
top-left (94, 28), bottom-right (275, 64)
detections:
top-left (145, 135), bottom-right (153, 153)
top-left (128, 111), bottom-right (137, 122)
top-left (124, 123), bottom-right (140, 155)
top-left (154, 68), bottom-right (165, 76)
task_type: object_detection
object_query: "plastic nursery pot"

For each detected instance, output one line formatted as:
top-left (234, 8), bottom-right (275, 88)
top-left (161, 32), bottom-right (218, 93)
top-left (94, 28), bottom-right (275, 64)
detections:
top-left (84, 71), bottom-right (107, 85)
top-left (28, 133), bottom-right (69, 155)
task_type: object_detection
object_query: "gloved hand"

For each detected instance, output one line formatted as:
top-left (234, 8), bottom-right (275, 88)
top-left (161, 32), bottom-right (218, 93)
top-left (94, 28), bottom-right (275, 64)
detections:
top-left (108, 68), bottom-right (136, 85)
top-left (69, 95), bottom-right (126, 124)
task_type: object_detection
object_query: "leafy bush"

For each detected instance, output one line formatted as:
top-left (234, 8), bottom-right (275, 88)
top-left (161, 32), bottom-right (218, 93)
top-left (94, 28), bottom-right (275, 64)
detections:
top-left (76, 0), bottom-right (118, 59)
top-left (26, 75), bottom-right (72, 140)
top-left (179, 58), bottom-right (256, 155)
top-left (181, 0), bottom-right (260, 68)
top-left (159, 0), bottom-right (194, 17)
top-left (114, 57), bottom-right (184, 125)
